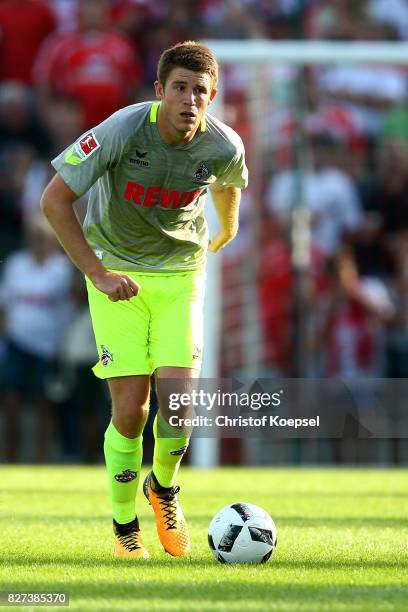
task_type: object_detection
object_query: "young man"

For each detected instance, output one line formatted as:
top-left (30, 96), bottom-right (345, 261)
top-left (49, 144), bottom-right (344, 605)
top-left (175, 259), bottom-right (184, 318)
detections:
top-left (41, 41), bottom-right (248, 559)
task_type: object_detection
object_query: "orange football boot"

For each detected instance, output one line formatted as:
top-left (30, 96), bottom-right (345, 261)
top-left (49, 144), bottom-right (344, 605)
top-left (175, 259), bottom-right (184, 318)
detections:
top-left (113, 517), bottom-right (150, 558)
top-left (143, 471), bottom-right (190, 557)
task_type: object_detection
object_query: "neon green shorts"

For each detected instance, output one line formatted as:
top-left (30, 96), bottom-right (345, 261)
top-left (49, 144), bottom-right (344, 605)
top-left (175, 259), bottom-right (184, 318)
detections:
top-left (86, 270), bottom-right (205, 378)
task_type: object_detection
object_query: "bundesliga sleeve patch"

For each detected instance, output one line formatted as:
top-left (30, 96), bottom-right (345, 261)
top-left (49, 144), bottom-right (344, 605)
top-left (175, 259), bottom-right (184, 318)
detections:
top-left (64, 130), bottom-right (101, 165)
top-left (79, 131), bottom-right (100, 156)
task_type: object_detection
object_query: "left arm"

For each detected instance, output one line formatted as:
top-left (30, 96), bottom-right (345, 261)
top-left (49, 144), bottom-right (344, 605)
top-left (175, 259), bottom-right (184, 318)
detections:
top-left (208, 185), bottom-right (241, 253)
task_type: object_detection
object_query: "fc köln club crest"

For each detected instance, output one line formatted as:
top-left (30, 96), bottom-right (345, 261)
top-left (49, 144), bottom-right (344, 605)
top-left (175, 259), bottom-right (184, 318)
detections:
top-left (193, 163), bottom-right (211, 182)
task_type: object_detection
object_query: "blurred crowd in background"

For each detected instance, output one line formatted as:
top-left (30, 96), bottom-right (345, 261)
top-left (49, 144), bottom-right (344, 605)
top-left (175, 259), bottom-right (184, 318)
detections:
top-left (1, 0), bottom-right (408, 463)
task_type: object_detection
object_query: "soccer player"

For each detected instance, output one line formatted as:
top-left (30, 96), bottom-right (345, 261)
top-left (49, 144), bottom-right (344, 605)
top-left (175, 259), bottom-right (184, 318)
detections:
top-left (41, 41), bottom-right (248, 559)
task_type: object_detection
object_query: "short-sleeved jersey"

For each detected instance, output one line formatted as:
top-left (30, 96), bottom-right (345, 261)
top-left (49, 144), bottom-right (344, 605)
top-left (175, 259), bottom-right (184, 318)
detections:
top-left (52, 101), bottom-right (248, 273)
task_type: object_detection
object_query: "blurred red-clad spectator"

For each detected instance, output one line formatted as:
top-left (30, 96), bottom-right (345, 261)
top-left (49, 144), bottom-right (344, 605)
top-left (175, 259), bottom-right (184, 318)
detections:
top-left (258, 235), bottom-right (294, 375)
top-left (33, 0), bottom-right (143, 129)
top-left (110, 0), bottom-right (164, 35)
top-left (318, 250), bottom-right (395, 377)
top-left (109, 0), bottom-right (163, 69)
top-left (0, 0), bottom-right (57, 84)
top-left (258, 216), bottom-right (329, 375)
top-left (109, 1), bottom-right (193, 94)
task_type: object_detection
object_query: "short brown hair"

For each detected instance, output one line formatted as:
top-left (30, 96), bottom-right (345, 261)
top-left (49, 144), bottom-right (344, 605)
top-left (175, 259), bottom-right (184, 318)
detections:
top-left (157, 41), bottom-right (218, 88)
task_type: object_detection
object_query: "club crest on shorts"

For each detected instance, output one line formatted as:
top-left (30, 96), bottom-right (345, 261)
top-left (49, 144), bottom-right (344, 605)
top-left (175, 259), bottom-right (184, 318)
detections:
top-left (100, 345), bottom-right (113, 366)
top-left (114, 469), bottom-right (137, 483)
top-left (193, 163), bottom-right (211, 182)
top-left (170, 446), bottom-right (188, 456)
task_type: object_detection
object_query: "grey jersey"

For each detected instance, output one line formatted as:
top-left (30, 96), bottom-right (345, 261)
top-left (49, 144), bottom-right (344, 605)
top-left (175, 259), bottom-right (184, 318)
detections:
top-left (52, 101), bottom-right (248, 272)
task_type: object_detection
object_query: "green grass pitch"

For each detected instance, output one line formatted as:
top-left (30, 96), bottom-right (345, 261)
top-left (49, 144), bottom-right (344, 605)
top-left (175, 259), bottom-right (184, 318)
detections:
top-left (0, 466), bottom-right (407, 611)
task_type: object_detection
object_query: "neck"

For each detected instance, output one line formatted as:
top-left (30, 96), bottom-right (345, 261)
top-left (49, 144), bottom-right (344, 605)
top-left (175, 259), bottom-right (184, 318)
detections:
top-left (156, 106), bottom-right (199, 148)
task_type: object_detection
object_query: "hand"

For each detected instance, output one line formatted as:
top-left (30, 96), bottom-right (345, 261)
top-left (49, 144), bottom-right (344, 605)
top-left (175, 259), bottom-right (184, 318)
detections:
top-left (208, 231), bottom-right (235, 253)
top-left (91, 270), bottom-right (140, 302)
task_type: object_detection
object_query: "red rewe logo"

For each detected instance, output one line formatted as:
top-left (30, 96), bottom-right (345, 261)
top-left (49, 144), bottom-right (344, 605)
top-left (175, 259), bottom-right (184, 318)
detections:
top-left (124, 181), bottom-right (203, 209)
top-left (79, 131), bottom-right (100, 156)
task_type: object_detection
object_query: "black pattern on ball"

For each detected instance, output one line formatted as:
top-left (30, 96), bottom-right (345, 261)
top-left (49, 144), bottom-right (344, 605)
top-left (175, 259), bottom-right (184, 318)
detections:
top-left (208, 534), bottom-right (216, 551)
top-left (230, 503), bottom-right (252, 522)
top-left (218, 524), bottom-right (243, 552)
top-left (248, 526), bottom-right (273, 545)
top-left (261, 550), bottom-right (273, 563)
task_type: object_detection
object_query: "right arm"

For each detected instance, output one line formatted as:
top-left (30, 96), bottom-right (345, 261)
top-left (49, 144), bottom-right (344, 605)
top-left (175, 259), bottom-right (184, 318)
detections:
top-left (40, 174), bottom-right (139, 301)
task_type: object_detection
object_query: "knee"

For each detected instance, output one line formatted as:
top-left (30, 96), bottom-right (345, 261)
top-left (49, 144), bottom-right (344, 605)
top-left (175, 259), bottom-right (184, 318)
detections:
top-left (112, 401), bottom-right (149, 438)
top-left (108, 376), bottom-right (150, 437)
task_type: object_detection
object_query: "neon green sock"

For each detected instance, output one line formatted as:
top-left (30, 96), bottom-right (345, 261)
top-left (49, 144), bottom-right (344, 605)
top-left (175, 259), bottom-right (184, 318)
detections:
top-left (103, 421), bottom-right (143, 524)
top-left (152, 411), bottom-right (189, 488)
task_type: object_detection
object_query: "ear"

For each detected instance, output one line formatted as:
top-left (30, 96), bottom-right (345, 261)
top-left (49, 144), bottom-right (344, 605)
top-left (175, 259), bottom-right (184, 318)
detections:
top-left (208, 88), bottom-right (217, 105)
top-left (154, 80), bottom-right (164, 100)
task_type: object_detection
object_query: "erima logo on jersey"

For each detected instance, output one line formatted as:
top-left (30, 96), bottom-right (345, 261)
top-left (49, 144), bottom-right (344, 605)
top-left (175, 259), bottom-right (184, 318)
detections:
top-left (128, 148), bottom-right (149, 166)
top-left (129, 157), bottom-right (149, 167)
top-left (124, 181), bottom-right (203, 209)
top-left (65, 131), bottom-right (101, 165)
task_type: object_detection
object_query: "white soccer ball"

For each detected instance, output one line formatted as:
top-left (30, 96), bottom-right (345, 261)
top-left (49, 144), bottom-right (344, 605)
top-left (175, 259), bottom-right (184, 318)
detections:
top-left (208, 502), bottom-right (277, 564)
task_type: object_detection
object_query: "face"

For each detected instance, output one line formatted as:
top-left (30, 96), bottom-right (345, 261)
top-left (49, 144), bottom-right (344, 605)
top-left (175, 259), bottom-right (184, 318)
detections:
top-left (154, 67), bottom-right (217, 139)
